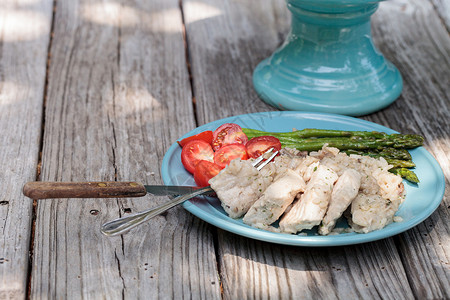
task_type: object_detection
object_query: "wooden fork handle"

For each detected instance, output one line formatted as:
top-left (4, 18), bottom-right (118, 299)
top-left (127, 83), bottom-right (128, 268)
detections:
top-left (23, 181), bottom-right (147, 199)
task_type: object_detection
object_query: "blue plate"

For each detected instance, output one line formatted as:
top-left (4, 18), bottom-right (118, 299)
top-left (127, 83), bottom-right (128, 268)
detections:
top-left (161, 112), bottom-right (445, 246)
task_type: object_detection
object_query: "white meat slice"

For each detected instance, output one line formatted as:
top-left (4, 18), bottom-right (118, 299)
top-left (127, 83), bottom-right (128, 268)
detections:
top-left (318, 169), bottom-right (361, 235)
top-left (310, 146), bottom-right (340, 160)
top-left (209, 159), bottom-right (274, 219)
top-left (349, 193), bottom-right (402, 233)
top-left (242, 169), bottom-right (305, 229)
top-left (294, 156), bottom-right (320, 183)
top-left (268, 150), bottom-right (306, 181)
top-left (279, 165), bottom-right (338, 234)
top-left (376, 172), bottom-right (405, 204)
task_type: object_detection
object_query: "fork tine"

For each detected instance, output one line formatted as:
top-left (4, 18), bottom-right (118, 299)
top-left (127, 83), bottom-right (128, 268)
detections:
top-left (251, 147), bottom-right (274, 167)
top-left (251, 154), bottom-right (265, 167)
top-left (256, 150), bottom-right (279, 170)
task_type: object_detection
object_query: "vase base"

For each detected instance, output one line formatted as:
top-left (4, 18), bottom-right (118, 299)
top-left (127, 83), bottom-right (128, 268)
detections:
top-left (253, 58), bottom-right (403, 116)
top-left (253, 0), bottom-right (403, 116)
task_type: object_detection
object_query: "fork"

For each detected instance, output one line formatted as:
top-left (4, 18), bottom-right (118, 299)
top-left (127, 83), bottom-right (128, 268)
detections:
top-left (101, 149), bottom-right (279, 236)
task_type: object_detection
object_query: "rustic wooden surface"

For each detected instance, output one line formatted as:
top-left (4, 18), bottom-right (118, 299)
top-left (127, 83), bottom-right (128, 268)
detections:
top-left (0, 0), bottom-right (448, 299)
top-left (0, 0), bottom-right (53, 298)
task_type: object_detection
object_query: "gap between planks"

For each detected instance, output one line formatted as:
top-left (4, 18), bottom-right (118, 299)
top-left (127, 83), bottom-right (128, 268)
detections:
top-left (25, 0), bottom-right (58, 298)
top-left (179, 0), bottom-right (198, 127)
top-left (179, 0), bottom-right (225, 295)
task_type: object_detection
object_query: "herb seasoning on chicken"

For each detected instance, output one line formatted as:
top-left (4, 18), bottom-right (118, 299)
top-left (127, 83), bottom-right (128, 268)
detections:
top-left (209, 146), bottom-right (406, 235)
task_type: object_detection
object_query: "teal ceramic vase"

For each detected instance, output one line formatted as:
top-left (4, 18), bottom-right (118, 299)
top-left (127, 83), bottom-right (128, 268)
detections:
top-left (253, 0), bottom-right (402, 116)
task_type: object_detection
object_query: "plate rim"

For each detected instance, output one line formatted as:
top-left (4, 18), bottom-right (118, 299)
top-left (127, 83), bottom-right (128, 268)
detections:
top-left (161, 111), bottom-right (445, 246)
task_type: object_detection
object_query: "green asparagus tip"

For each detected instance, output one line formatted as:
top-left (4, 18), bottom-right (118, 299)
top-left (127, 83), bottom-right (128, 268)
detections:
top-left (389, 168), bottom-right (420, 184)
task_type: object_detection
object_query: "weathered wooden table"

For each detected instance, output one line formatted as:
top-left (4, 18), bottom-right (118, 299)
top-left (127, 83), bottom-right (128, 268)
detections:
top-left (1, 0), bottom-right (449, 298)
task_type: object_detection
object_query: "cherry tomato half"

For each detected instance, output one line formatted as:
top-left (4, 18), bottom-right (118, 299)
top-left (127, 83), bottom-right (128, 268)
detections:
top-left (214, 144), bottom-right (249, 169)
top-left (212, 123), bottom-right (248, 151)
top-left (194, 160), bottom-right (221, 187)
top-left (177, 131), bottom-right (213, 148)
top-left (245, 136), bottom-right (282, 158)
top-left (181, 140), bottom-right (214, 174)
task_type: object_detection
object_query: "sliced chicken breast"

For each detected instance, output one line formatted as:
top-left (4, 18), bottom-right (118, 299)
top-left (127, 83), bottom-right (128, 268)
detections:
top-left (243, 169), bottom-right (305, 230)
top-left (209, 159), bottom-right (274, 219)
top-left (294, 156), bottom-right (320, 183)
top-left (318, 169), bottom-right (361, 235)
top-left (279, 165), bottom-right (338, 234)
top-left (349, 193), bottom-right (401, 233)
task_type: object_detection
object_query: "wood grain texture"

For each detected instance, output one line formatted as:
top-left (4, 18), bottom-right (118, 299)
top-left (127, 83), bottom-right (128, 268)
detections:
top-left (370, 0), bottom-right (450, 298)
top-left (2, 0), bottom-right (448, 298)
top-left (23, 181), bottom-right (147, 199)
top-left (184, 0), bottom-right (449, 299)
top-left (0, 0), bottom-right (53, 298)
top-left (218, 235), bottom-right (414, 300)
top-left (431, 0), bottom-right (450, 30)
top-left (182, 0), bottom-right (289, 124)
top-left (30, 0), bottom-right (220, 298)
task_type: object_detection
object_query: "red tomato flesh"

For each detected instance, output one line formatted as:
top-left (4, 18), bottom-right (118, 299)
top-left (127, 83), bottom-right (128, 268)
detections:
top-left (245, 136), bottom-right (282, 158)
top-left (212, 123), bottom-right (248, 151)
top-left (214, 144), bottom-right (249, 169)
top-left (194, 160), bottom-right (221, 187)
top-left (181, 140), bottom-right (214, 174)
top-left (177, 131), bottom-right (213, 148)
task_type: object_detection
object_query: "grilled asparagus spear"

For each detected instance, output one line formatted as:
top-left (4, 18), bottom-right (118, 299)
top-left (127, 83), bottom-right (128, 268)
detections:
top-left (242, 128), bottom-right (422, 183)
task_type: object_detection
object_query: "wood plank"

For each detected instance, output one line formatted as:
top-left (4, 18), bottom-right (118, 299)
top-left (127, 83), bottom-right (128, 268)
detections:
top-left (218, 235), bottom-right (414, 299)
top-left (0, 0), bottom-right (53, 298)
top-left (184, 0), bottom-right (448, 298)
top-left (183, 0), bottom-right (289, 124)
top-left (430, 0), bottom-right (450, 30)
top-left (31, 0), bottom-right (221, 298)
top-left (370, 0), bottom-right (450, 298)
